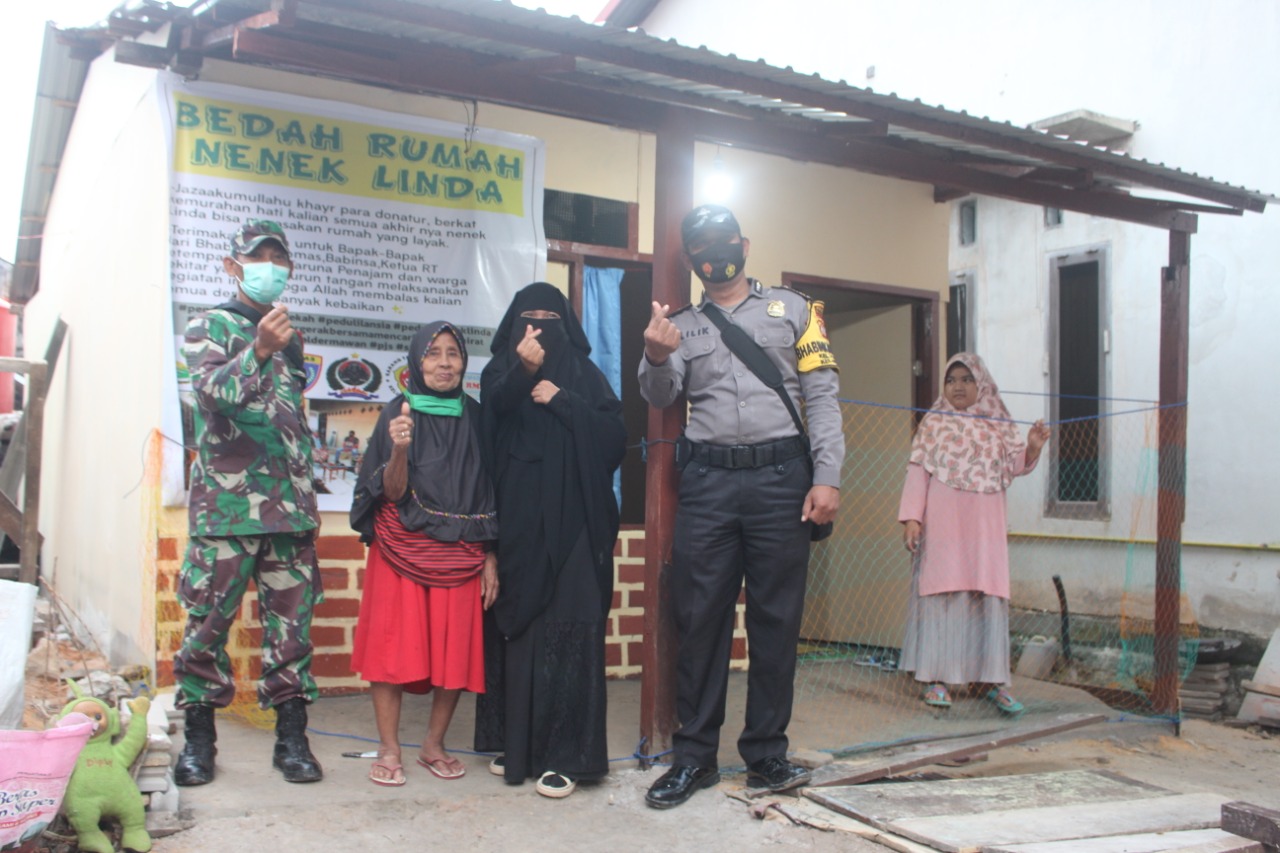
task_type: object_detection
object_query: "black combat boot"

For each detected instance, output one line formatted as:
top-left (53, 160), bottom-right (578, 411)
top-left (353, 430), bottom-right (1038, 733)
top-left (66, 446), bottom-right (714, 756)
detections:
top-left (174, 704), bottom-right (217, 786)
top-left (272, 698), bottom-right (323, 782)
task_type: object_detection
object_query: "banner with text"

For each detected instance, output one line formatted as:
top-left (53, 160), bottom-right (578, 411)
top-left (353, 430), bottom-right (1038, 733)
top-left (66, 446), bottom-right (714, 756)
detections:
top-left (160, 76), bottom-right (545, 509)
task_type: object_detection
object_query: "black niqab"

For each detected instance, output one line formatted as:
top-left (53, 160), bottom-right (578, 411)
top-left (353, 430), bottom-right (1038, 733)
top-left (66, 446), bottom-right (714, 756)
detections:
top-left (481, 283), bottom-right (626, 638)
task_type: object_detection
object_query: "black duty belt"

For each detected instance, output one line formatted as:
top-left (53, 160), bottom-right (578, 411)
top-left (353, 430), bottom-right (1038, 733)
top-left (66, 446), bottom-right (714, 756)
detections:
top-left (685, 436), bottom-right (807, 469)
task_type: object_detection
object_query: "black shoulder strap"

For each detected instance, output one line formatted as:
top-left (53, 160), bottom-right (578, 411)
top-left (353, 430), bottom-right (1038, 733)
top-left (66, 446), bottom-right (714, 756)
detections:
top-left (702, 304), bottom-right (807, 437)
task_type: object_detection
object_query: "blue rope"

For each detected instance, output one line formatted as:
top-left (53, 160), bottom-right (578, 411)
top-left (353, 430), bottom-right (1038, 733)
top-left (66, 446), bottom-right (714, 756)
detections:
top-left (1002, 390), bottom-right (1159, 404)
top-left (836, 398), bottom-right (1187, 427)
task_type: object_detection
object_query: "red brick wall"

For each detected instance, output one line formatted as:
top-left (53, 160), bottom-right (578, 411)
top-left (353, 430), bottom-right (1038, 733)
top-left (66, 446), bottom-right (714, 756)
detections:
top-left (155, 526), bottom-right (749, 696)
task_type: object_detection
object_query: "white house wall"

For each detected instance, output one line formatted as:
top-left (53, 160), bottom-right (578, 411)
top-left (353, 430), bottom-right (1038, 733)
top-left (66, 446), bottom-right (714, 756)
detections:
top-left (641, 0), bottom-right (1280, 637)
top-left (23, 54), bottom-right (171, 666)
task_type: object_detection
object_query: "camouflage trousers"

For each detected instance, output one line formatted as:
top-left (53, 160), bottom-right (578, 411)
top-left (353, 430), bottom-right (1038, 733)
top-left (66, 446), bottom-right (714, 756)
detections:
top-left (174, 532), bottom-right (323, 709)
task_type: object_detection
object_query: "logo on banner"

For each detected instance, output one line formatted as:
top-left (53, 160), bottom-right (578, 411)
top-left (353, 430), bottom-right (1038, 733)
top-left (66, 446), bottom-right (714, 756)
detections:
top-left (386, 355), bottom-right (412, 394)
top-left (303, 353), bottom-right (323, 392)
top-left (326, 355), bottom-right (382, 399)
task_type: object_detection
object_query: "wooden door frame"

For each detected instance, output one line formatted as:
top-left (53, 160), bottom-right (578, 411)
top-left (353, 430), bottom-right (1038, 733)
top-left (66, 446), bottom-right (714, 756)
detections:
top-left (781, 271), bottom-right (941, 410)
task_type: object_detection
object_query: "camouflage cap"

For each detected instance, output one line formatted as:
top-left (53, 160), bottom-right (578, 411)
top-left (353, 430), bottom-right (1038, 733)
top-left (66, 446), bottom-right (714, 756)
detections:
top-left (229, 219), bottom-right (290, 256)
top-left (681, 204), bottom-right (741, 248)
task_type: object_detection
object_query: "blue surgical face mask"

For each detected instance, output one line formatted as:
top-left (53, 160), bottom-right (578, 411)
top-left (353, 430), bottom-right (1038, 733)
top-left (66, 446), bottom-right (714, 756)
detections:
top-left (235, 260), bottom-right (289, 304)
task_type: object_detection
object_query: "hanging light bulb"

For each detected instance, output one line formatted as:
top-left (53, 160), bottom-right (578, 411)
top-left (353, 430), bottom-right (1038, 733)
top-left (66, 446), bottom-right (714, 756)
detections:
top-left (703, 150), bottom-right (733, 204)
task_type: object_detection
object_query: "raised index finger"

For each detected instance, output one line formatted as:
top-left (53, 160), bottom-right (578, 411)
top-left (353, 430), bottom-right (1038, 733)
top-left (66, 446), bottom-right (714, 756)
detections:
top-left (522, 323), bottom-right (542, 340)
top-left (650, 301), bottom-right (670, 322)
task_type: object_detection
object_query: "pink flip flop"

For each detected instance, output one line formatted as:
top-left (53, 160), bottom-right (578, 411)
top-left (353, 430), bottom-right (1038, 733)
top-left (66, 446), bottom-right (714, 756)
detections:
top-left (368, 759), bottom-right (406, 787)
top-left (417, 755), bottom-right (466, 780)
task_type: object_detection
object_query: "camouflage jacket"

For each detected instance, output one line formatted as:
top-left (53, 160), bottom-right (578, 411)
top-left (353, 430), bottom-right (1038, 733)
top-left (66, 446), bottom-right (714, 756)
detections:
top-left (184, 308), bottom-right (318, 536)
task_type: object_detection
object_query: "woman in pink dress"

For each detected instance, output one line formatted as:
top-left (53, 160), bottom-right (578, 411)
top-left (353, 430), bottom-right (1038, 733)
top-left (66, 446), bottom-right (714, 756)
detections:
top-left (898, 353), bottom-right (1050, 713)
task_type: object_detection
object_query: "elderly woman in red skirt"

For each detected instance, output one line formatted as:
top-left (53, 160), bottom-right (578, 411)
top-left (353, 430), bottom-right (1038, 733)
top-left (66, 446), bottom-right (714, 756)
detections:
top-left (350, 321), bottom-right (498, 786)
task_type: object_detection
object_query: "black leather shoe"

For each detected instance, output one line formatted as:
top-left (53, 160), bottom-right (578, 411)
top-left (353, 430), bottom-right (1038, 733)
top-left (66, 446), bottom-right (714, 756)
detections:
top-left (746, 756), bottom-right (811, 792)
top-left (645, 765), bottom-right (720, 809)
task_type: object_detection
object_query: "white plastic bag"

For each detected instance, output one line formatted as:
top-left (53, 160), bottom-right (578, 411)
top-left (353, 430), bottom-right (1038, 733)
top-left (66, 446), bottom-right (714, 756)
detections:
top-left (0, 716), bottom-right (94, 851)
top-left (0, 580), bottom-right (37, 729)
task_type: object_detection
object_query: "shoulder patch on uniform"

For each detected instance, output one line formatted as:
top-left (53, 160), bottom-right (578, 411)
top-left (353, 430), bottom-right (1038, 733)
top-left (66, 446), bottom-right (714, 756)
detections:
top-left (795, 300), bottom-right (838, 373)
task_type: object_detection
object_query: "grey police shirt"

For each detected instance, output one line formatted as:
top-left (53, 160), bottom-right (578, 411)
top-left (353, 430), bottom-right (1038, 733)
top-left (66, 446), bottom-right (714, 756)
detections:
top-left (638, 281), bottom-right (844, 489)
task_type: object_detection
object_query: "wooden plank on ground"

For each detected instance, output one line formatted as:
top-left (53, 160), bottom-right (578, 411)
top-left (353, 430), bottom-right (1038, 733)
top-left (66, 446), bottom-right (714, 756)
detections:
top-left (804, 770), bottom-right (1169, 827)
top-left (983, 828), bottom-right (1260, 852)
top-left (809, 713), bottom-right (1107, 788)
top-left (1221, 801), bottom-right (1280, 848)
top-left (770, 799), bottom-right (938, 853)
top-left (725, 788), bottom-right (936, 853)
top-left (1162, 837), bottom-right (1264, 853)
top-left (887, 791), bottom-right (1230, 853)
top-left (1240, 680), bottom-right (1280, 700)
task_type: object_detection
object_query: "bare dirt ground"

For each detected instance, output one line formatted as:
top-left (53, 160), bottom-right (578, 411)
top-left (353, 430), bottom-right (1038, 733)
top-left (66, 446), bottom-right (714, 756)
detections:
top-left (142, 692), bottom-right (1280, 853)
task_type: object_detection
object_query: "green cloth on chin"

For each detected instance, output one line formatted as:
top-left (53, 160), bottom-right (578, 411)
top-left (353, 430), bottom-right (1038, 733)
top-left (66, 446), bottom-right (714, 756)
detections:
top-left (405, 392), bottom-right (464, 417)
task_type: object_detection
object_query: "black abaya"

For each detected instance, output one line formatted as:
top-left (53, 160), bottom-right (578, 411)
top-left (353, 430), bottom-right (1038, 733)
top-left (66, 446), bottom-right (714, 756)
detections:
top-left (473, 283), bottom-right (626, 784)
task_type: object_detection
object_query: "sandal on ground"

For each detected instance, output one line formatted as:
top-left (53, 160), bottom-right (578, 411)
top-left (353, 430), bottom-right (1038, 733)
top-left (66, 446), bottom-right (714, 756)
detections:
top-left (368, 758), bottom-right (406, 787)
top-left (923, 683), bottom-right (952, 708)
top-left (417, 755), bottom-right (466, 780)
top-left (987, 687), bottom-right (1024, 715)
top-left (488, 755), bottom-right (505, 777)
top-left (536, 771), bottom-right (576, 799)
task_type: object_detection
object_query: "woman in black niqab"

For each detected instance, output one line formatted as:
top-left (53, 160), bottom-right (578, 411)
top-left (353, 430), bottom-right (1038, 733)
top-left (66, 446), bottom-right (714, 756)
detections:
top-left (474, 282), bottom-right (626, 796)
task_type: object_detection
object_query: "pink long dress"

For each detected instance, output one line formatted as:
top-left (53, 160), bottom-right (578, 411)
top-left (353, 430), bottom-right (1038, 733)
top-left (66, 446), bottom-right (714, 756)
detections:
top-left (897, 448), bottom-right (1038, 686)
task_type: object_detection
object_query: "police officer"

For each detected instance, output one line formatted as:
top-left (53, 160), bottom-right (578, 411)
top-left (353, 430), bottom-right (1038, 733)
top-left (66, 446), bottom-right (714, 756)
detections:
top-left (639, 205), bottom-right (843, 808)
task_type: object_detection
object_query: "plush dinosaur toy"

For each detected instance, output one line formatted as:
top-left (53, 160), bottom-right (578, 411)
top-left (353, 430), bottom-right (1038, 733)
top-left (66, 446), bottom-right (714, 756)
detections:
top-left (55, 682), bottom-right (152, 853)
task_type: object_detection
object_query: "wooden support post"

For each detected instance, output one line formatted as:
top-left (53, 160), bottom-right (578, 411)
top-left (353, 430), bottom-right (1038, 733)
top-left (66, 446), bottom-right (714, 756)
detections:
top-left (1154, 229), bottom-right (1191, 717)
top-left (19, 361), bottom-right (46, 586)
top-left (639, 109), bottom-right (694, 766)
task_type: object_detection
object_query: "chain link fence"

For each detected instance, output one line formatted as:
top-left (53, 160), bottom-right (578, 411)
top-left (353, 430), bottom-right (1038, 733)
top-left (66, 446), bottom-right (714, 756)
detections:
top-left (795, 395), bottom-right (1196, 752)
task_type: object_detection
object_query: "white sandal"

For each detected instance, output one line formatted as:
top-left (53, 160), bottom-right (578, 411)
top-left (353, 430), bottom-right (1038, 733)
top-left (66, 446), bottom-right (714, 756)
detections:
top-left (535, 770), bottom-right (576, 799)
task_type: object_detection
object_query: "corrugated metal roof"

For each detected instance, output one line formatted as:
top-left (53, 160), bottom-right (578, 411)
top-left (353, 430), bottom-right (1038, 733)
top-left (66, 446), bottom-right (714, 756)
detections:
top-left (12, 0), bottom-right (1272, 302)
top-left (11, 25), bottom-right (93, 307)
top-left (275, 0), bottom-right (1272, 207)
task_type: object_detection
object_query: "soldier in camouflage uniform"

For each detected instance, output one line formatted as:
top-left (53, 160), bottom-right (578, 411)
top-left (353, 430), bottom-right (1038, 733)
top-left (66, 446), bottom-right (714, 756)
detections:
top-left (173, 220), bottom-right (324, 787)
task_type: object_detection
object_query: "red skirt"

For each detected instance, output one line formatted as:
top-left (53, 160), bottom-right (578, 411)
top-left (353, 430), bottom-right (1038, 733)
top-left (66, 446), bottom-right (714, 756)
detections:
top-left (350, 538), bottom-right (485, 694)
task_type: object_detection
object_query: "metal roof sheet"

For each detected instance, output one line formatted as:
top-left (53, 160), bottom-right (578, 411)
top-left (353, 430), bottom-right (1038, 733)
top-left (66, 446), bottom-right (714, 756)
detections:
top-left (13, 0), bottom-right (1273, 303)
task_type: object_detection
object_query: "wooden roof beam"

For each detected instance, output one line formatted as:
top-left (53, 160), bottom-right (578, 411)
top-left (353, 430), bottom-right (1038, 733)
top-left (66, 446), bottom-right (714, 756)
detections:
top-left (482, 55), bottom-right (579, 76)
top-left (199, 7), bottom-right (296, 51)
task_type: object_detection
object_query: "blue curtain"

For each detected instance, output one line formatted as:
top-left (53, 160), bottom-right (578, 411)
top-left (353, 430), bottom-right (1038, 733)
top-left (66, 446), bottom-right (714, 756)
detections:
top-left (582, 265), bottom-right (625, 507)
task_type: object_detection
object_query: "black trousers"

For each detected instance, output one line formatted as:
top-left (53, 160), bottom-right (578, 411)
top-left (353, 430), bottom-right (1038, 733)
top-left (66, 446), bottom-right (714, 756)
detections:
top-left (670, 454), bottom-right (812, 768)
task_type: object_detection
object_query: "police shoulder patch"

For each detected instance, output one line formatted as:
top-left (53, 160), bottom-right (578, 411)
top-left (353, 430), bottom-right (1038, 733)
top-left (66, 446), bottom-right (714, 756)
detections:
top-left (795, 299), bottom-right (839, 373)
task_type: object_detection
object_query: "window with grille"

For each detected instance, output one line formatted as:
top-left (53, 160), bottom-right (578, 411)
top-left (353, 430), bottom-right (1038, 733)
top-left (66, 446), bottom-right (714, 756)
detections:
top-left (544, 190), bottom-right (630, 248)
top-left (1048, 249), bottom-right (1109, 519)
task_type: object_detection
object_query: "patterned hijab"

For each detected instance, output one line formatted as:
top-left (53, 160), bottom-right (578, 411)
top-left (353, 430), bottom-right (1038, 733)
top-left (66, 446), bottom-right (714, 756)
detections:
top-left (909, 352), bottom-right (1026, 494)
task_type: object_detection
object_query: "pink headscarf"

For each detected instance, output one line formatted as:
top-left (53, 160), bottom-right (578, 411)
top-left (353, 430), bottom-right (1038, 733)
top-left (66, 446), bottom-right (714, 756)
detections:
top-left (908, 352), bottom-right (1026, 494)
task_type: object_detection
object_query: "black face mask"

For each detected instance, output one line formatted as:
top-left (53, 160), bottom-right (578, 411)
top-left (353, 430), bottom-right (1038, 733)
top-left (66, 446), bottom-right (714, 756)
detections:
top-left (688, 240), bottom-right (746, 284)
